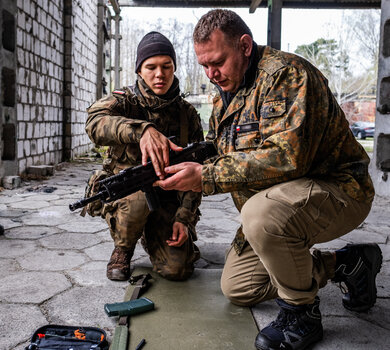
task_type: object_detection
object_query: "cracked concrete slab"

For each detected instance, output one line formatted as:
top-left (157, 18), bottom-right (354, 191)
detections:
top-left (0, 304), bottom-right (47, 350)
top-left (17, 250), bottom-right (88, 271)
top-left (45, 286), bottom-right (126, 337)
top-left (39, 232), bottom-right (102, 250)
top-left (0, 239), bottom-right (37, 258)
top-left (0, 161), bottom-right (389, 349)
top-left (5, 226), bottom-right (61, 240)
top-left (0, 271), bottom-right (71, 303)
top-left (57, 220), bottom-right (108, 233)
top-left (9, 200), bottom-right (51, 209)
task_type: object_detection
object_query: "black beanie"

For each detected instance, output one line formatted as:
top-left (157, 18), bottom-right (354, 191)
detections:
top-left (135, 31), bottom-right (176, 73)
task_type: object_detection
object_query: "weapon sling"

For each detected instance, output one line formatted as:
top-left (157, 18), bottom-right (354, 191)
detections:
top-left (110, 274), bottom-right (152, 350)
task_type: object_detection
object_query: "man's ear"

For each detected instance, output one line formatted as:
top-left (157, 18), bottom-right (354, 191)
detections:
top-left (239, 34), bottom-right (253, 57)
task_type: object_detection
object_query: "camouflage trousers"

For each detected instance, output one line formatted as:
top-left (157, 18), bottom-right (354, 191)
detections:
top-left (221, 178), bottom-right (372, 306)
top-left (103, 190), bottom-right (199, 281)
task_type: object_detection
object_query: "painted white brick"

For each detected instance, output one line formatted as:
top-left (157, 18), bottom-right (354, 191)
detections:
top-left (23, 105), bottom-right (31, 122)
top-left (43, 137), bottom-right (49, 152)
top-left (25, 16), bottom-right (32, 33)
top-left (17, 48), bottom-right (24, 67)
top-left (30, 1), bottom-right (36, 18)
top-left (30, 139), bottom-right (37, 155)
top-left (26, 122), bottom-right (33, 138)
top-left (17, 104), bottom-right (24, 122)
top-left (24, 0), bottom-right (30, 15)
top-left (40, 123), bottom-right (45, 137)
top-left (30, 71), bottom-right (36, 86)
top-left (19, 158), bottom-right (26, 173)
top-left (24, 140), bottom-right (30, 156)
top-left (37, 138), bottom-right (43, 154)
top-left (41, 91), bottom-right (46, 105)
top-left (40, 42), bottom-right (46, 58)
top-left (36, 90), bottom-right (41, 105)
top-left (26, 157), bottom-right (33, 168)
top-left (25, 33), bottom-right (31, 51)
top-left (28, 88), bottom-right (33, 104)
top-left (34, 38), bottom-right (40, 55)
top-left (33, 124), bottom-right (39, 138)
top-left (18, 123), bottom-right (26, 140)
top-left (33, 20), bottom-right (38, 37)
top-left (17, 141), bottom-right (24, 158)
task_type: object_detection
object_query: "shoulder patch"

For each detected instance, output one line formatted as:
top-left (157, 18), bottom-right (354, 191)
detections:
top-left (259, 47), bottom-right (287, 76)
top-left (112, 89), bottom-right (125, 95)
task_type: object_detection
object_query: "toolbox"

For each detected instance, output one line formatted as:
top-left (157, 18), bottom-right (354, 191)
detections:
top-left (25, 324), bottom-right (109, 350)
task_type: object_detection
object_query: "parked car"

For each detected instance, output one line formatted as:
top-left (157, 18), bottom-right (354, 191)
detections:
top-left (350, 121), bottom-right (375, 139)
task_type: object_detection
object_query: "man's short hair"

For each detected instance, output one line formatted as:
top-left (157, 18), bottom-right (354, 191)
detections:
top-left (193, 9), bottom-right (253, 46)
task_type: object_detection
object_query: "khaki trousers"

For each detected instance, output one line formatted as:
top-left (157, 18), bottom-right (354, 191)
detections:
top-left (104, 190), bottom-right (199, 281)
top-left (221, 178), bottom-right (372, 306)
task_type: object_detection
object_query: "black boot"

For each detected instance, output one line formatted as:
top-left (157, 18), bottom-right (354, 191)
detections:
top-left (333, 243), bottom-right (382, 312)
top-left (255, 297), bottom-right (323, 350)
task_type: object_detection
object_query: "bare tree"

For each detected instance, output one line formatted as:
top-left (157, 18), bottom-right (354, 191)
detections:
top-left (345, 9), bottom-right (380, 72)
top-left (294, 10), bottom-right (379, 107)
top-left (119, 17), bottom-right (212, 95)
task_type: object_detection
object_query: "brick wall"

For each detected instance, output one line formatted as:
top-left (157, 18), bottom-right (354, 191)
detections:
top-left (63, 0), bottom-right (98, 159)
top-left (9, 0), bottom-right (98, 176)
top-left (16, 0), bottom-right (65, 173)
top-left (341, 100), bottom-right (376, 124)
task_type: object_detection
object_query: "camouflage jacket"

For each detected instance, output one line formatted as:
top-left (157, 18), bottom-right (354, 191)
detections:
top-left (202, 46), bottom-right (375, 253)
top-left (86, 76), bottom-right (204, 227)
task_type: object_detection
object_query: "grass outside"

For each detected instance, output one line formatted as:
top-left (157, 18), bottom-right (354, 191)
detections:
top-left (357, 138), bottom-right (374, 153)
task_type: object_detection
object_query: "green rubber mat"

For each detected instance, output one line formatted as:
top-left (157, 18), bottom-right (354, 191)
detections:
top-left (121, 267), bottom-right (258, 350)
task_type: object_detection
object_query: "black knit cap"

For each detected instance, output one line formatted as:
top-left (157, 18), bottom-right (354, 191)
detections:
top-left (135, 31), bottom-right (176, 73)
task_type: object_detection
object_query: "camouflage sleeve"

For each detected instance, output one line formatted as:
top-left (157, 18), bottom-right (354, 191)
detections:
top-left (175, 105), bottom-right (204, 227)
top-left (202, 65), bottom-right (324, 195)
top-left (85, 94), bottom-right (154, 146)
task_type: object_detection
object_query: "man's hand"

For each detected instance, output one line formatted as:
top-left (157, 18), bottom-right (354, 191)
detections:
top-left (167, 222), bottom-right (189, 247)
top-left (140, 127), bottom-right (182, 179)
top-left (154, 162), bottom-right (203, 192)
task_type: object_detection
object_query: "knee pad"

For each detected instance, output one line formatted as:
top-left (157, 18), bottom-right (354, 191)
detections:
top-left (156, 263), bottom-right (194, 281)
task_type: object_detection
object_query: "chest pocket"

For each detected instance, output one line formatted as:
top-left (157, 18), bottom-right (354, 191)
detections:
top-left (260, 100), bottom-right (287, 139)
top-left (234, 122), bottom-right (261, 151)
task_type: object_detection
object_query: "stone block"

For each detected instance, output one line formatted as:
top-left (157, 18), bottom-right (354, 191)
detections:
top-left (2, 176), bottom-right (21, 189)
top-left (27, 165), bottom-right (55, 176)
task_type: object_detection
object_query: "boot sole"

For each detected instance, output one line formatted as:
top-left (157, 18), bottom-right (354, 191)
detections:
top-left (106, 269), bottom-right (130, 281)
top-left (255, 327), bottom-right (323, 350)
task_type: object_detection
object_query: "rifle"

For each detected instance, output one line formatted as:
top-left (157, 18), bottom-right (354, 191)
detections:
top-left (69, 141), bottom-right (217, 212)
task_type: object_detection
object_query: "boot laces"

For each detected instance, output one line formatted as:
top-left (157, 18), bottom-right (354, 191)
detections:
top-left (272, 308), bottom-right (299, 330)
top-left (337, 281), bottom-right (348, 295)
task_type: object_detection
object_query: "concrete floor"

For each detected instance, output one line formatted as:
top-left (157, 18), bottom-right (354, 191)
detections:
top-left (0, 159), bottom-right (389, 349)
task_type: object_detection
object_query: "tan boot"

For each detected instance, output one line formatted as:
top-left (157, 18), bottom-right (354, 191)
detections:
top-left (106, 247), bottom-right (131, 281)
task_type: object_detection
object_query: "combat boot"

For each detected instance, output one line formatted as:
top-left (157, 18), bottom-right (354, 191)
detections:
top-left (106, 247), bottom-right (132, 281)
top-left (255, 297), bottom-right (323, 350)
top-left (333, 243), bottom-right (382, 312)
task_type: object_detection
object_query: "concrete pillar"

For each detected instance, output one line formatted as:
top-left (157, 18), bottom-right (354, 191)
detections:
top-left (371, 1), bottom-right (390, 195)
top-left (62, 0), bottom-right (73, 161)
top-left (0, 0), bottom-right (18, 180)
top-left (114, 13), bottom-right (121, 89)
top-left (96, 0), bottom-right (105, 100)
top-left (267, 0), bottom-right (282, 50)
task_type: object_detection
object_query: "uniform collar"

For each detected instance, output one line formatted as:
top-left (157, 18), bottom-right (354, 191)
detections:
top-left (134, 75), bottom-right (181, 110)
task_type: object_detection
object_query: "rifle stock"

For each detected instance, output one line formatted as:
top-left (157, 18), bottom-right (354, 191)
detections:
top-left (69, 141), bottom-right (217, 212)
